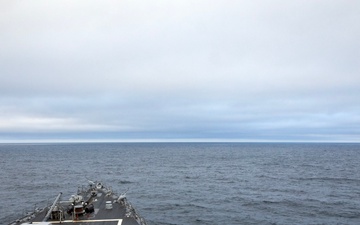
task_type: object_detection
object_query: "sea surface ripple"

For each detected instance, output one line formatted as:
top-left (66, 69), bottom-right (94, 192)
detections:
top-left (1, 143), bottom-right (360, 225)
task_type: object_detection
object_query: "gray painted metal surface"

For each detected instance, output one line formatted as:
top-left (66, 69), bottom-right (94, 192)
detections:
top-left (8, 181), bottom-right (147, 225)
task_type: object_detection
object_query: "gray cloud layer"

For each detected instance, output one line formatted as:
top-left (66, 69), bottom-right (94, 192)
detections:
top-left (1, 0), bottom-right (360, 142)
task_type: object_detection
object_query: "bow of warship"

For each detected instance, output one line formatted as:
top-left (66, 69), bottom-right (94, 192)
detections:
top-left (9, 180), bottom-right (147, 225)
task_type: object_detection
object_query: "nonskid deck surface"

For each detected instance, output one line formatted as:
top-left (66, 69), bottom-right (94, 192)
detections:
top-left (29, 219), bottom-right (139, 225)
top-left (30, 219), bottom-right (140, 225)
top-left (12, 182), bottom-right (146, 225)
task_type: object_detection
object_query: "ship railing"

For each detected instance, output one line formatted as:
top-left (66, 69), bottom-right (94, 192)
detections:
top-left (122, 197), bottom-right (147, 225)
top-left (7, 201), bottom-right (47, 225)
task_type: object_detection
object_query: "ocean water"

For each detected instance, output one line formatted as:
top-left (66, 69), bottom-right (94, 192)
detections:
top-left (1, 143), bottom-right (360, 225)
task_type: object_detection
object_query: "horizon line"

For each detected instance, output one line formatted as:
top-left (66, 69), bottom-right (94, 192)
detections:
top-left (0, 138), bottom-right (359, 144)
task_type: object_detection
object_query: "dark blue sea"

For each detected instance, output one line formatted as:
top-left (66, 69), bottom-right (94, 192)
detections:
top-left (1, 143), bottom-right (360, 225)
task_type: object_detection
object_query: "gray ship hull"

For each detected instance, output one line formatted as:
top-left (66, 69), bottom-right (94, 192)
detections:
top-left (9, 181), bottom-right (147, 225)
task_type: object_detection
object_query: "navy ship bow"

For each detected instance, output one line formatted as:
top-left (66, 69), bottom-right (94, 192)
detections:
top-left (9, 180), bottom-right (147, 225)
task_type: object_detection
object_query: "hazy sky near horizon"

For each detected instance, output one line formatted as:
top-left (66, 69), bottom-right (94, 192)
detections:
top-left (1, 0), bottom-right (360, 142)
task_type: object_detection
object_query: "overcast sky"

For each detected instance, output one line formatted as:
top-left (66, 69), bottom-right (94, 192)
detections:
top-left (1, 0), bottom-right (359, 142)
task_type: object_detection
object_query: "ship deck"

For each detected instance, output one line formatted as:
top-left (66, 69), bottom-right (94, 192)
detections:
top-left (16, 184), bottom-right (145, 225)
